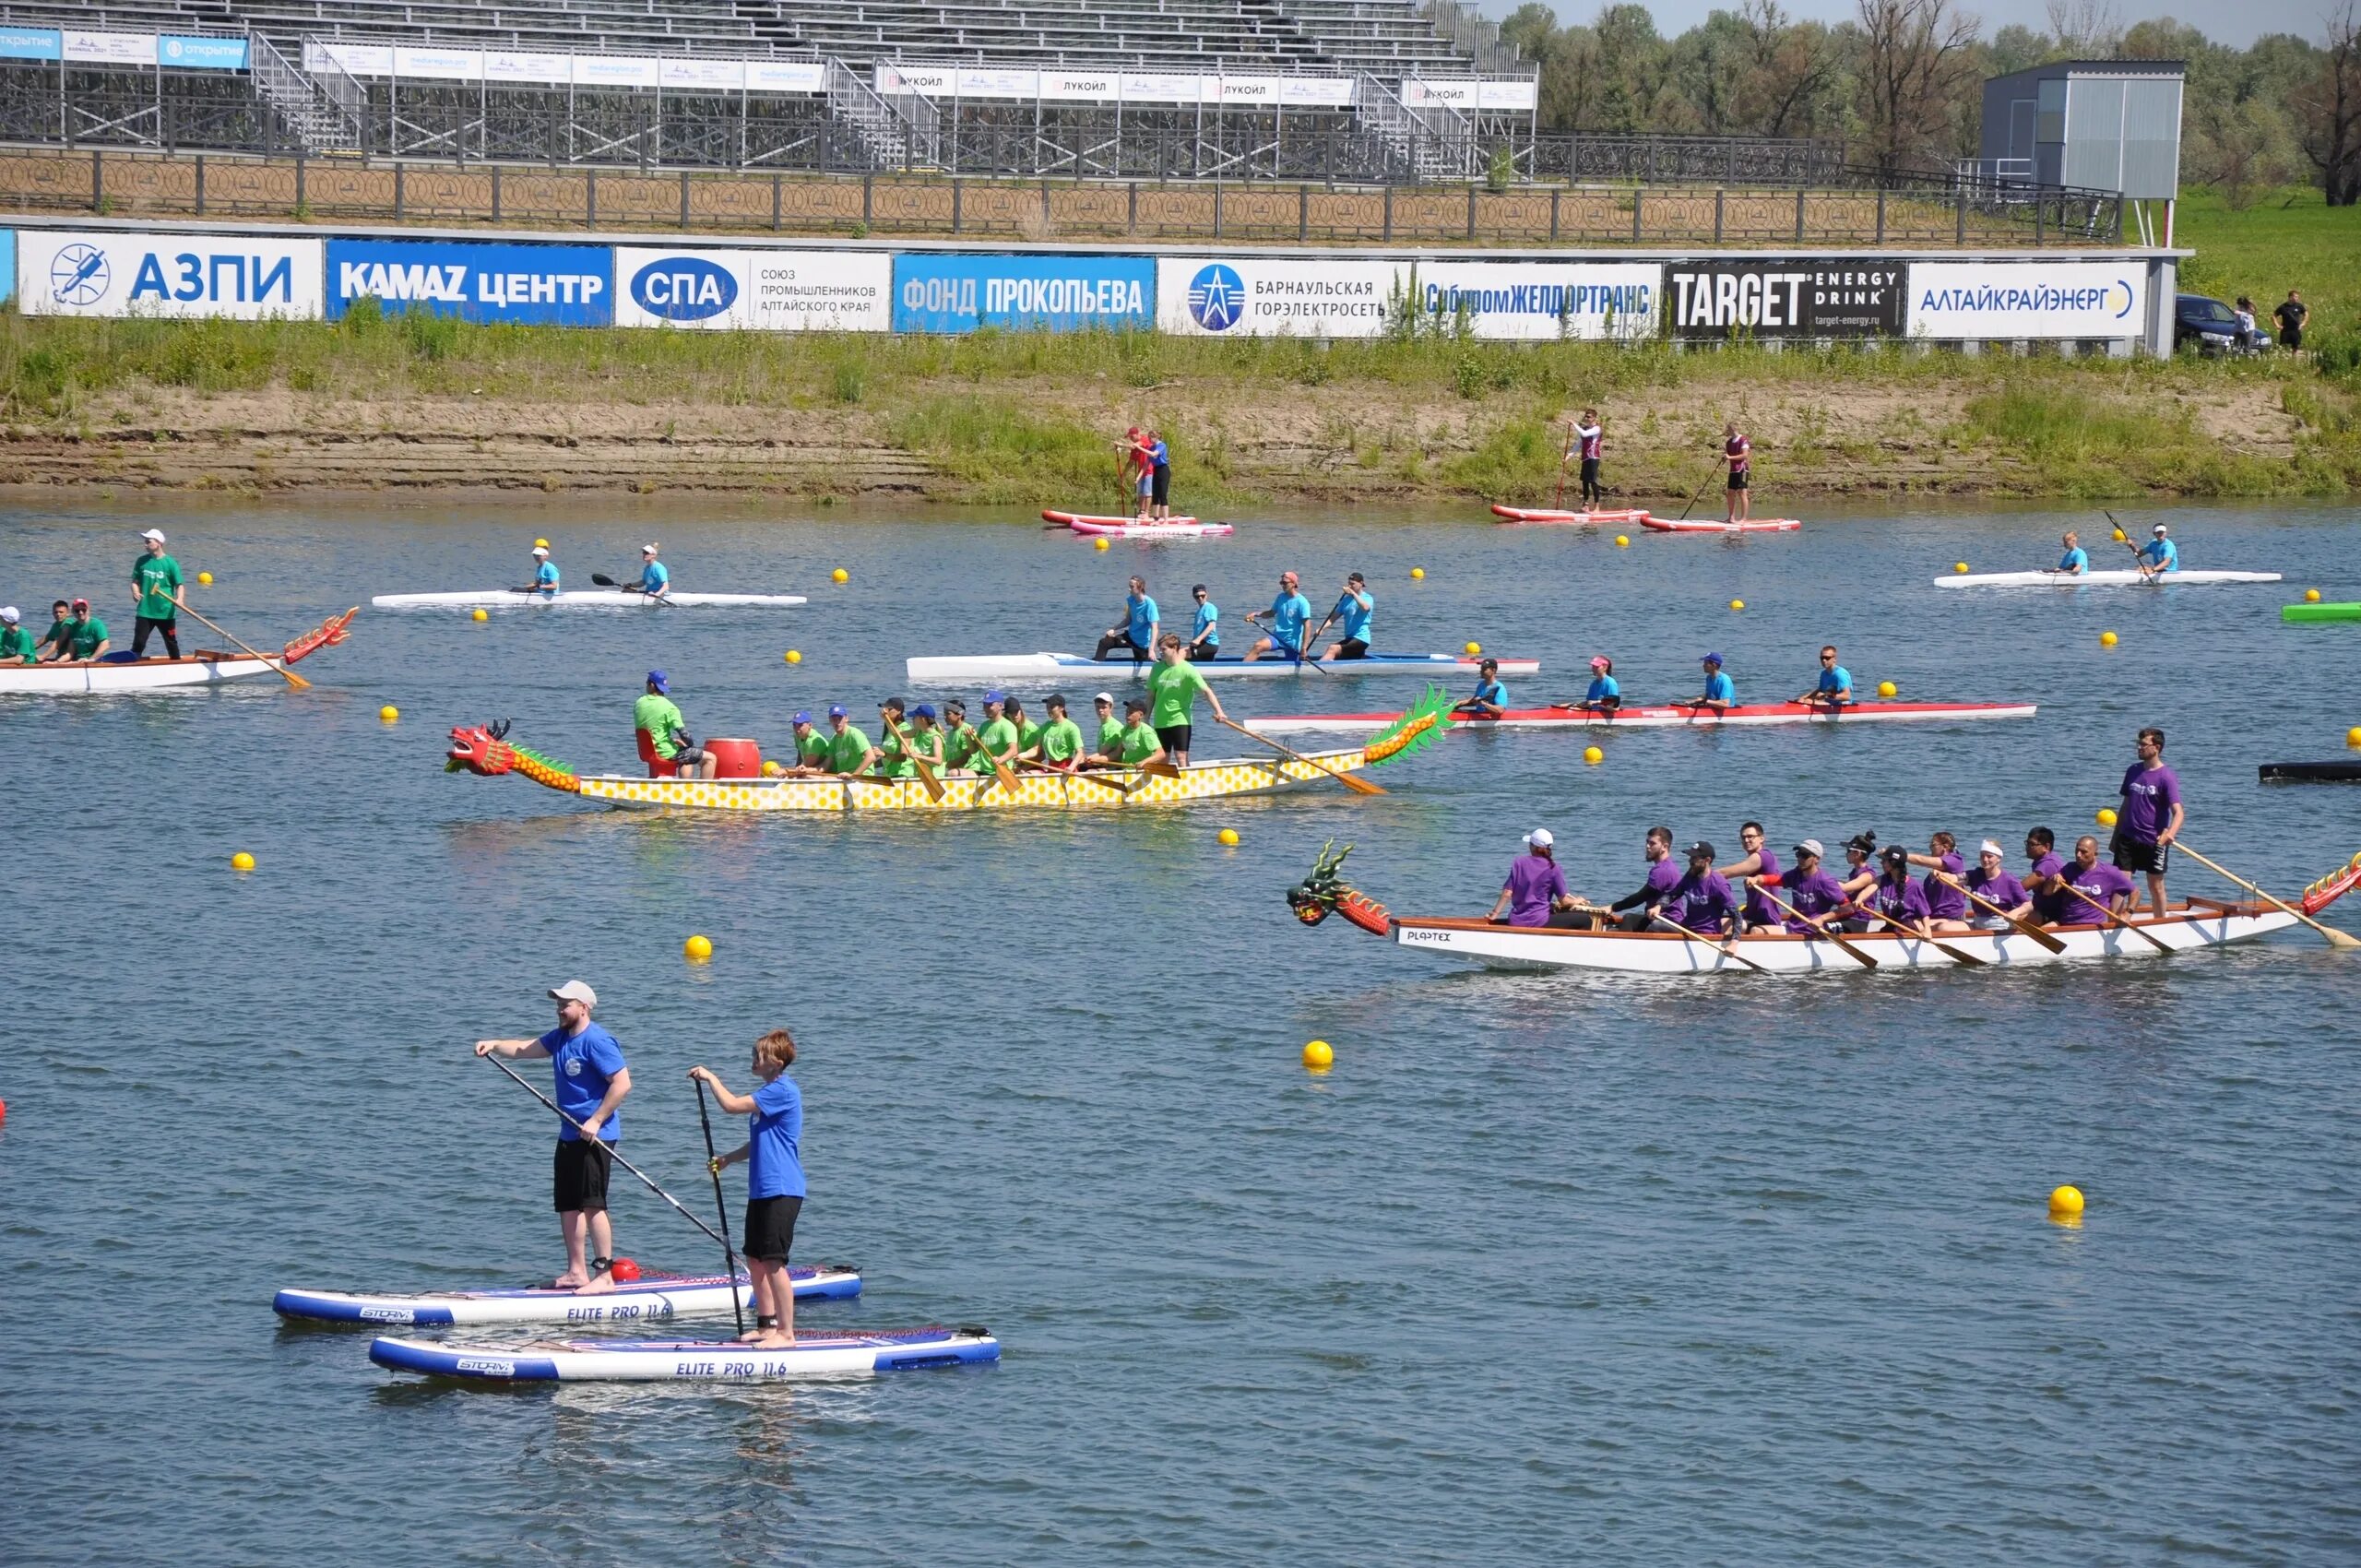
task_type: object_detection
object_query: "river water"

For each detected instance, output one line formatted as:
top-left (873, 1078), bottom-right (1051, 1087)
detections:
top-left (4, 495), bottom-right (2357, 1566)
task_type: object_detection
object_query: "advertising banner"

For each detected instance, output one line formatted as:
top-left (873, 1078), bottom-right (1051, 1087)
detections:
top-left (1156, 256), bottom-right (1401, 338)
top-left (18, 230), bottom-right (320, 318)
top-left (326, 240), bottom-right (611, 325)
top-left (160, 34), bottom-right (249, 71)
top-left (64, 30), bottom-right (157, 66)
top-left (1907, 260), bottom-right (2146, 339)
top-left (893, 254), bottom-right (1154, 334)
top-left (614, 248), bottom-right (892, 332)
top-left (1478, 79), bottom-right (1538, 111)
top-left (1666, 259), bottom-right (1904, 339)
top-left (0, 27), bottom-right (62, 62)
top-left (484, 50), bottom-right (571, 86)
top-left (308, 41), bottom-right (393, 77)
top-left (1411, 260), bottom-right (1658, 340)
top-left (573, 55), bottom-right (660, 89)
top-left (744, 59), bottom-right (825, 94)
top-left (1280, 77), bottom-right (1357, 108)
top-left (0, 232), bottom-right (16, 307)
top-left (876, 64), bottom-right (954, 96)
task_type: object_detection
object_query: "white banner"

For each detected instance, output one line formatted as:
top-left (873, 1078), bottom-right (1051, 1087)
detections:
top-left (483, 50), bottom-right (569, 86)
top-left (1478, 79), bottom-right (1537, 111)
top-left (955, 65), bottom-right (1039, 99)
top-left (1215, 75), bottom-right (1281, 104)
top-left (1121, 71), bottom-right (1201, 104)
top-left (875, 63), bottom-right (1358, 105)
top-left (19, 231), bottom-right (321, 320)
top-left (392, 46), bottom-right (482, 82)
top-left (659, 56), bottom-right (742, 90)
top-left (875, 64), bottom-right (953, 96)
top-left (1040, 68), bottom-right (1120, 102)
top-left (1157, 256), bottom-right (1402, 339)
top-left (1404, 79), bottom-right (1476, 109)
top-left (573, 53), bottom-right (660, 89)
top-left (614, 248), bottom-right (892, 333)
top-left (64, 30), bottom-right (157, 66)
top-left (745, 59), bottom-right (825, 93)
top-left (1410, 260), bottom-right (1659, 340)
top-left (307, 41), bottom-right (393, 77)
top-left (1281, 77), bottom-right (1357, 108)
top-left (1907, 260), bottom-right (2146, 339)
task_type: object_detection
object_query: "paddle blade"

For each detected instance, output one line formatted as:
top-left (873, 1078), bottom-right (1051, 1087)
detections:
top-left (1362, 684), bottom-right (1455, 768)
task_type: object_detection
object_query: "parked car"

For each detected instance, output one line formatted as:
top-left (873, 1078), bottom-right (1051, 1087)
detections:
top-left (2175, 293), bottom-right (2272, 355)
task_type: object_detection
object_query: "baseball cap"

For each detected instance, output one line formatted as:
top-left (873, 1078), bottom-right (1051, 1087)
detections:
top-left (140, 528), bottom-right (166, 542)
top-left (1124, 697), bottom-right (1147, 713)
top-left (531, 545), bottom-right (551, 557)
top-left (642, 542), bottom-right (659, 554)
top-left (827, 704), bottom-right (848, 719)
top-left (911, 703), bottom-right (937, 719)
top-left (1979, 838), bottom-right (2006, 857)
top-left (0, 607), bottom-right (16, 624)
top-left (984, 690), bottom-right (1006, 705)
top-left (1793, 837), bottom-right (1824, 859)
top-left (71, 597), bottom-right (89, 610)
top-left (1045, 693), bottom-right (1068, 709)
top-left (1590, 656), bottom-right (1609, 670)
top-left (646, 670), bottom-right (669, 692)
top-left (1094, 692), bottom-right (1115, 705)
top-left (1881, 845), bottom-right (1910, 864)
top-left (1701, 651), bottom-right (1723, 665)
top-left (792, 710), bottom-right (812, 726)
top-left (1525, 827), bottom-right (1554, 849)
top-left (548, 980), bottom-right (598, 1007)
top-left (1688, 840), bottom-right (1716, 859)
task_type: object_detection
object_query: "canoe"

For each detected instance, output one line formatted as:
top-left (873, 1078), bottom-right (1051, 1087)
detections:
top-left (2284, 602), bottom-right (2361, 624)
top-left (1642, 517), bottom-right (1801, 533)
top-left (2260, 761), bottom-right (2361, 783)
top-left (907, 651), bottom-right (1538, 682)
top-left (1937, 569), bottom-right (2282, 588)
top-left (370, 589), bottom-right (806, 610)
top-left (0, 609), bottom-right (355, 695)
top-left (1286, 844), bottom-right (2361, 974)
top-left (370, 1324), bottom-right (1000, 1383)
top-left (1246, 698), bottom-right (2035, 735)
top-left (274, 1263), bottom-right (862, 1326)
top-left (1489, 505), bottom-right (1652, 524)
top-left (1045, 511), bottom-right (1234, 538)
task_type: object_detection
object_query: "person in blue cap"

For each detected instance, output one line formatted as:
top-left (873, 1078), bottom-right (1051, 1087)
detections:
top-left (787, 711), bottom-right (829, 774)
top-left (902, 703), bottom-right (948, 774)
top-left (634, 671), bottom-right (716, 778)
top-left (823, 703), bottom-right (875, 775)
top-left (1690, 652), bottom-right (1736, 714)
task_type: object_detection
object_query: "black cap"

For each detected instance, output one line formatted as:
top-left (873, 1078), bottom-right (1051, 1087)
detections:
top-left (1881, 845), bottom-right (1909, 864)
top-left (1848, 831), bottom-right (1878, 854)
top-left (1687, 840), bottom-right (1715, 860)
top-left (1045, 693), bottom-right (1069, 709)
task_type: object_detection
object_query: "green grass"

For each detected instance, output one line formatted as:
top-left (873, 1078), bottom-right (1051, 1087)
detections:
top-left (2174, 186), bottom-right (2361, 330)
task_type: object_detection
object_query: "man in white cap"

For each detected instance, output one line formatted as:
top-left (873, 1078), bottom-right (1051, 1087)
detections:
top-left (629, 543), bottom-right (670, 601)
top-left (523, 542), bottom-right (560, 598)
top-left (2134, 523), bottom-right (2179, 579)
top-left (131, 529), bottom-right (185, 659)
top-left (0, 607), bottom-right (36, 665)
top-left (474, 981), bottom-right (634, 1292)
top-left (1487, 828), bottom-right (1583, 928)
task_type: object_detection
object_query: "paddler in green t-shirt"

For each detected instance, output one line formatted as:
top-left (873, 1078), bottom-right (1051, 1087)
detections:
top-left (939, 699), bottom-right (977, 773)
top-left (1118, 697), bottom-right (1167, 768)
top-left (824, 705), bottom-right (875, 775)
top-left (0, 607), bottom-right (39, 664)
top-left (1080, 692), bottom-right (1127, 769)
top-left (1003, 695), bottom-right (1041, 770)
top-left (904, 705), bottom-right (949, 775)
top-left (1030, 694), bottom-right (1086, 770)
top-left (632, 671), bottom-right (716, 778)
top-left (34, 600), bottom-right (73, 662)
top-left (131, 528), bottom-right (185, 659)
top-left (871, 698), bottom-right (913, 778)
top-left (1144, 632), bottom-right (1227, 766)
top-left (970, 692), bottom-right (1021, 778)
top-left (43, 598), bottom-right (109, 662)
top-left (788, 713), bottom-right (830, 774)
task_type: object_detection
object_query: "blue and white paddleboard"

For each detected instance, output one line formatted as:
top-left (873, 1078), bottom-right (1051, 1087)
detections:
top-left (369, 1324), bottom-right (1000, 1382)
top-left (274, 1264), bottom-right (861, 1326)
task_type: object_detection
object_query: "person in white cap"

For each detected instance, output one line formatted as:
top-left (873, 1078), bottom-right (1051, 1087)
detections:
top-left (0, 607), bottom-right (37, 665)
top-left (522, 542), bottom-right (561, 598)
top-left (1487, 828), bottom-right (1583, 928)
top-left (131, 529), bottom-right (185, 659)
top-left (2134, 523), bottom-right (2179, 579)
top-left (628, 543), bottom-right (670, 601)
top-left (475, 980), bottom-right (633, 1292)
top-left (1964, 839), bottom-right (2033, 928)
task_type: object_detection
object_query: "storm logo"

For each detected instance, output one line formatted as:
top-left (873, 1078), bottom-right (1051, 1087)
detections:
top-left (1187, 264), bottom-right (1246, 331)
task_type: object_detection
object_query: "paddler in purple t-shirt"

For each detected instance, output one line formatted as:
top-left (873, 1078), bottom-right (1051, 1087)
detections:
top-left (1774, 839), bottom-right (1853, 932)
top-left (1963, 839), bottom-right (2032, 928)
top-left (1594, 826), bottom-right (1683, 931)
top-left (1656, 841), bottom-right (1741, 938)
top-left (2113, 726), bottom-right (2185, 914)
top-left (2023, 826), bottom-right (2073, 924)
top-left (1486, 827), bottom-right (1583, 929)
top-left (1904, 830), bottom-right (1974, 933)
top-left (2059, 834), bottom-right (2138, 923)
top-left (1725, 820), bottom-right (1783, 928)
top-left (1861, 846), bottom-right (1938, 938)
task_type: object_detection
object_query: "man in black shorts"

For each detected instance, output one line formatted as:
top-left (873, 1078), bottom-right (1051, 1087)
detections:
top-left (2272, 290), bottom-right (2307, 352)
top-left (1148, 429), bottom-right (1173, 520)
top-left (474, 980), bottom-right (635, 1293)
top-left (1318, 572), bottom-right (1375, 661)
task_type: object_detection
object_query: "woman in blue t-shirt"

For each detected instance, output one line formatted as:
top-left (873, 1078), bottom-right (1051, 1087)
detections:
top-left (692, 1028), bottom-right (808, 1348)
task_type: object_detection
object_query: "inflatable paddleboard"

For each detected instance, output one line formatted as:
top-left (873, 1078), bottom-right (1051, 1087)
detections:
top-left (370, 1324), bottom-right (1000, 1382)
top-left (1640, 517), bottom-right (1802, 533)
top-left (274, 1264), bottom-right (861, 1325)
top-left (1046, 511), bottom-right (1232, 539)
top-left (1489, 505), bottom-right (1652, 524)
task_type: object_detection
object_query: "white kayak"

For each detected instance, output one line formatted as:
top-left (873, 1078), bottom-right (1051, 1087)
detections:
top-left (907, 650), bottom-right (1539, 682)
top-left (1934, 569), bottom-right (2283, 588)
top-left (371, 589), bottom-right (807, 610)
top-left (371, 1324), bottom-right (1000, 1382)
top-left (274, 1263), bottom-right (862, 1326)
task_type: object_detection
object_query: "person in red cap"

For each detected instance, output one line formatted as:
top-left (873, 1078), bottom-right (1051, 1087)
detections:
top-left (41, 598), bottom-right (108, 663)
top-left (475, 980), bottom-right (634, 1293)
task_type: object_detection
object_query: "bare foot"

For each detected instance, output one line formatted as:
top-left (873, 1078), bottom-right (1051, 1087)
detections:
top-left (550, 1274), bottom-right (587, 1289)
top-left (574, 1272), bottom-right (618, 1295)
top-left (748, 1330), bottom-right (797, 1349)
top-left (737, 1326), bottom-right (767, 1343)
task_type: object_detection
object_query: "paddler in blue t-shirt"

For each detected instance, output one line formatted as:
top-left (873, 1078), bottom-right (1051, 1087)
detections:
top-left (692, 1028), bottom-right (807, 1348)
top-left (1555, 655), bottom-right (1621, 714)
top-left (2052, 531), bottom-right (2090, 576)
top-left (630, 542), bottom-right (670, 600)
top-left (1794, 645), bottom-right (1851, 709)
top-left (1453, 658), bottom-right (1508, 719)
top-left (525, 542), bottom-right (560, 598)
top-left (1094, 575), bottom-right (1159, 663)
top-left (474, 980), bottom-right (634, 1294)
top-left (2136, 523), bottom-right (2180, 579)
top-left (1316, 572), bottom-right (1375, 660)
top-left (1690, 652), bottom-right (1737, 713)
top-left (1244, 571), bottom-right (1312, 662)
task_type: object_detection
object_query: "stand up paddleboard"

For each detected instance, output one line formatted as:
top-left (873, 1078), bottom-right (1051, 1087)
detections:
top-left (275, 1264), bottom-right (862, 1326)
top-left (1641, 517), bottom-right (1801, 533)
top-left (370, 1324), bottom-right (1000, 1382)
top-left (1489, 505), bottom-right (1652, 524)
top-left (1937, 569), bottom-right (2282, 588)
top-left (1045, 511), bottom-right (1233, 539)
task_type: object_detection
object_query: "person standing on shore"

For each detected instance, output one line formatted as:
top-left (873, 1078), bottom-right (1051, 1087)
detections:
top-left (1722, 423), bottom-right (1752, 524)
top-left (130, 529), bottom-right (185, 659)
top-left (474, 980), bottom-right (633, 1294)
top-left (691, 1028), bottom-right (806, 1348)
top-left (2114, 726), bottom-right (2184, 914)
top-left (1572, 410), bottom-right (1605, 511)
top-left (2272, 290), bottom-right (2307, 352)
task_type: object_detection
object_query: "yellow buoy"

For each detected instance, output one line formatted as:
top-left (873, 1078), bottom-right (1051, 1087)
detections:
top-left (683, 933), bottom-right (714, 963)
top-left (1301, 1039), bottom-right (1334, 1072)
top-left (1613, 534), bottom-right (1630, 547)
top-left (2307, 588), bottom-right (2323, 602)
top-left (1217, 827), bottom-right (1240, 847)
top-left (1877, 680), bottom-right (1897, 699)
top-left (1954, 562), bottom-right (1969, 574)
top-left (378, 705), bottom-right (399, 723)
top-left (471, 608), bottom-right (489, 623)
top-left (1093, 537), bottom-right (1110, 551)
top-left (1410, 566), bottom-right (1426, 580)
top-left (831, 567), bottom-right (849, 584)
top-left (196, 571), bottom-right (214, 586)
top-left (762, 759), bottom-right (783, 777)
top-left (2096, 807), bottom-right (2118, 827)
top-left (2048, 1183), bottom-right (2085, 1224)
top-left (2345, 727), bottom-right (2361, 748)
top-left (1728, 598), bottom-right (1744, 612)
top-left (785, 649), bottom-right (801, 665)
top-left (2099, 630), bottom-right (2118, 647)
top-left (231, 851), bottom-right (255, 873)
top-left (1464, 641), bottom-right (1481, 656)
top-left (1583, 745), bottom-right (1604, 766)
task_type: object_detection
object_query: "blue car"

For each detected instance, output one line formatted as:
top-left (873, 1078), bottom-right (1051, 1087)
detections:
top-left (2175, 293), bottom-right (2271, 355)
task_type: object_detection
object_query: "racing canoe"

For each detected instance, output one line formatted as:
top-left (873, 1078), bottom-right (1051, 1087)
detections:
top-left (1045, 511), bottom-right (1233, 538)
top-left (1642, 517), bottom-right (1801, 533)
top-left (907, 651), bottom-right (1537, 682)
top-left (2260, 761), bottom-right (2361, 784)
top-left (1489, 505), bottom-right (1652, 524)
top-left (274, 1264), bottom-right (862, 1326)
top-left (371, 589), bottom-right (806, 610)
top-left (370, 1324), bottom-right (1000, 1383)
top-left (0, 610), bottom-right (355, 695)
top-left (1247, 698), bottom-right (2035, 735)
top-left (1937, 569), bottom-right (2282, 588)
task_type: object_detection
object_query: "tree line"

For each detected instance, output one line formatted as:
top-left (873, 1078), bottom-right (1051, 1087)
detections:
top-left (1497, 0), bottom-right (2361, 204)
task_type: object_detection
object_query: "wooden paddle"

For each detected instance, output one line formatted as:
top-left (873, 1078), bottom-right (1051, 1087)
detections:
top-left (177, 603), bottom-right (309, 689)
top-left (962, 723), bottom-right (1022, 794)
top-left (2174, 841), bottom-right (2361, 949)
top-left (1750, 885), bottom-right (1878, 969)
top-left (881, 713), bottom-right (945, 802)
top-left (1857, 888), bottom-right (1987, 967)
top-left (1646, 908), bottom-right (1773, 973)
top-left (2051, 872), bottom-right (2173, 952)
top-left (1218, 715), bottom-right (1383, 796)
top-left (1935, 872), bottom-right (2069, 954)
top-left (1022, 758), bottom-right (1131, 796)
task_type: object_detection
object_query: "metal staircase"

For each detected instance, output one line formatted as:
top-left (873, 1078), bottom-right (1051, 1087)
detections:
top-left (828, 57), bottom-right (938, 169)
top-left (250, 31), bottom-right (360, 152)
top-left (1356, 74), bottom-right (1473, 179)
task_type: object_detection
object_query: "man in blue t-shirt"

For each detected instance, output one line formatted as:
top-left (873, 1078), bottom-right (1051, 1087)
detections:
top-left (1795, 645), bottom-right (1852, 708)
top-left (1318, 572), bottom-right (1376, 660)
top-left (694, 1028), bottom-right (808, 1348)
top-left (2136, 524), bottom-right (2179, 577)
top-left (475, 980), bottom-right (633, 1293)
top-left (1244, 571), bottom-right (1312, 661)
top-left (631, 542), bottom-right (670, 600)
top-left (2053, 531), bottom-right (2089, 576)
top-left (525, 544), bottom-right (561, 597)
top-left (1095, 575), bottom-right (1159, 663)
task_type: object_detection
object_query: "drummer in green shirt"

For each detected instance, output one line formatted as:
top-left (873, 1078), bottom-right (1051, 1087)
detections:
top-left (0, 607), bottom-right (39, 664)
top-left (1145, 632), bottom-right (1226, 766)
top-left (633, 671), bottom-right (716, 778)
top-left (1118, 698), bottom-right (1167, 768)
top-left (872, 698), bottom-right (913, 778)
top-left (1030, 694), bottom-right (1086, 770)
top-left (970, 692), bottom-right (1020, 777)
top-left (43, 598), bottom-right (109, 662)
top-left (824, 705), bottom-right (875, 775)
top-left (131, 528), bottom-right (186, 659)
top-left (788, 712), bottom-right (831, 775)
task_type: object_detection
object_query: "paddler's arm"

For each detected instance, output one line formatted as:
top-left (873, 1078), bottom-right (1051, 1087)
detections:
top-left (474, 1037), bottom-right (552, 1060)
top-left (575, 1067), bottom-right (631, 1142)
top-left (687, 1064), bottom-right (755, 1116)
top-left (1486, 885), bottom-right (1514, 921)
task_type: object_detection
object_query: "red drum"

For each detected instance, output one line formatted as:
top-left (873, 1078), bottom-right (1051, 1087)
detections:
top-left (704, 737), bottom-right (763, 778)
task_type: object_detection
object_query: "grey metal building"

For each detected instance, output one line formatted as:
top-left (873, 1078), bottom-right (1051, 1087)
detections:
top-left (1979, 60), bottom-right (2184, 244)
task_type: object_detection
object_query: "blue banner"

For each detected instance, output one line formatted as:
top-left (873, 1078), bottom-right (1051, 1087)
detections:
top-left (160, 35), bottom-right (249, 71)
top-left (0, 232), bottom-right (15, 308)
top-left (326, 239), bottom-right (612, 326)
top-left (892, 254), bottom-right (1154, 334)
top-left (0, 26), bottom-right (61, 62)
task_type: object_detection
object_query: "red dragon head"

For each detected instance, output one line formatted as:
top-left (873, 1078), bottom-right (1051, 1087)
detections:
top-left (446, 719), bottom-right (521, 777)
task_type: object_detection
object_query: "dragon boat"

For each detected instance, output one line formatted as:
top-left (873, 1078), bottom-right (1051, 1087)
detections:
top-left (1286, 843), bottom-right (2361, 975)
top-left (445, 691), bottom-right (1454, 814)
top-left (0, 609), bottom-right (355, 695)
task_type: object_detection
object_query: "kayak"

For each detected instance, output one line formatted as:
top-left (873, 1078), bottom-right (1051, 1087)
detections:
top-left (1246, 698), bottom-right (2035, 735)
top-left (0, 610), bottom-right (355, 695)
top-left (907, 651), bottom-right (1538, 682)
top-left (274, 1263), bottom-right (862, 1325)
top-left (370, 1324), bottom-right (1001, 1382)
top-left (1938, 569), bottom-right (2282, 588)
top-left (1489, 505), bottom-right (1652, 524)
top-left (1045, 511), bottom-right (1233, 538)
top-left (2284, 602), bottom-right (2361, 624)
top-left (1642, 517), bottom-right (1801, 533)
top-left (2260, 761), bottom-right (2361, 783)
top-left (370, 589), bottom-right (806, 610)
